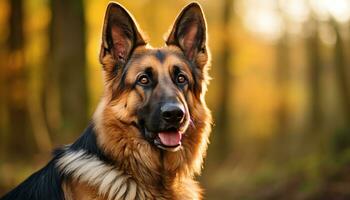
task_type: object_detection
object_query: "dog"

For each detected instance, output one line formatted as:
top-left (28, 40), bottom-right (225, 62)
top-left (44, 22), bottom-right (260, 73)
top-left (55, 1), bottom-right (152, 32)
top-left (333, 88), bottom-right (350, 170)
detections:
top-left (1, 2), bottom-right (212, 200)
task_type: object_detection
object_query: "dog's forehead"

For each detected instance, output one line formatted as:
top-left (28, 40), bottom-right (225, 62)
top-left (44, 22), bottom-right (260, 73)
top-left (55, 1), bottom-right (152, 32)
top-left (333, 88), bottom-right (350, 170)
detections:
top-left (125, 46), bottom-right (191, 78)
top-left (131, 46), bottom-right (186, 64)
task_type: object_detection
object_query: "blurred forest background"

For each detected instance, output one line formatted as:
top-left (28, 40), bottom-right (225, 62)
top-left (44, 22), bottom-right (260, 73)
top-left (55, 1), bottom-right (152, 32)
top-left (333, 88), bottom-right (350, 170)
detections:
top-left (1, 0), bottom-right (350, 199)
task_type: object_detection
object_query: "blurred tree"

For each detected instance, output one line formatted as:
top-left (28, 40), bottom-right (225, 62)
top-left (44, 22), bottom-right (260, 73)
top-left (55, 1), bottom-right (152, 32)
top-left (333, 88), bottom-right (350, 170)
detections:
top-left (275, 11), bottom-right (290, 136)
top-left (306, 17), bottom-right (322, 131)
top-left (213, 0), bottom-right (234, 161)
top-left (272, 10), bottom-right (291, 161)
top-left (331, 19), bottom-right (350, 124)
top-left (46, 0), bottom-right (88, 138)
top-left (4, 0), bottom-right (34, 157)
top-left (0, 3), bottom-right (8, 159)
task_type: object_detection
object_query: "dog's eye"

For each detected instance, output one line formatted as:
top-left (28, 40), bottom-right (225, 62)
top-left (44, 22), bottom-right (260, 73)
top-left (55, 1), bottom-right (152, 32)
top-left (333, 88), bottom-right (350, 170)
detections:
top-left (177, 74), bottom-right (187, 84)
top-left (138, 74), bottom-right (150, 85)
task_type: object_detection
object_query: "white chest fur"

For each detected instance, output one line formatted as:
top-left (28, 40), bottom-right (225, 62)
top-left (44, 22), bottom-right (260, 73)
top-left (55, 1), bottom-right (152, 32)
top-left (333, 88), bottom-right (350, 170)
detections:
top-left (56, 150), bottom-right (143, 200)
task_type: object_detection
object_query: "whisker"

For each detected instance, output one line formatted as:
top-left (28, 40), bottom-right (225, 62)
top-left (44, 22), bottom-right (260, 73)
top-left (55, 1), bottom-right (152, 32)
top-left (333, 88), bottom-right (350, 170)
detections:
top-left (189, 118), bottom-right (196, 128)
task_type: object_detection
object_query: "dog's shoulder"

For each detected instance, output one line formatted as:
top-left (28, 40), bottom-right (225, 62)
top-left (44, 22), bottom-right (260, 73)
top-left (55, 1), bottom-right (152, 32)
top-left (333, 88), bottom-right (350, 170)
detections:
top-left (0, 124), bottom-right (104, 200)
top-left (1, 152), bottom-right (64, 200)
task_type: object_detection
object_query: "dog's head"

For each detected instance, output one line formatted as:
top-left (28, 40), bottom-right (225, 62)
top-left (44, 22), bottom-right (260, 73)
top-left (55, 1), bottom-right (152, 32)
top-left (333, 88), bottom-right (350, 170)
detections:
top-left (96, 2), bottom-right (210, 153)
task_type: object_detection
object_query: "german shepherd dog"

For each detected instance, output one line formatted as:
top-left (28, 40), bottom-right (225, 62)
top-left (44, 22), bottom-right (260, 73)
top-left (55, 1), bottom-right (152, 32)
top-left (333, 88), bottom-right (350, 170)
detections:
top-left (1, 2), bottom-right (211, 200)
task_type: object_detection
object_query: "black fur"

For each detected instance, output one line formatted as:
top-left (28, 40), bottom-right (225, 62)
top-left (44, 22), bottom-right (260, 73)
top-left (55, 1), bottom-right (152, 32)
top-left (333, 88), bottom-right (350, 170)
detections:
top-left (155, 50), bottom-right (166, 63)
top-left (0, 155), bottom-right (64, 200)
top-left (0, 123), bottom-right (106, 200)
top-left (69, 123), bottom-right (111, 163)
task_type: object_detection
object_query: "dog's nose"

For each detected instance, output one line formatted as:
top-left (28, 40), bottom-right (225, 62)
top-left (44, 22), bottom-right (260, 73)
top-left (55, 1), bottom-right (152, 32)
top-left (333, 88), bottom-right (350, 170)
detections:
top-left (161, 103), bottom-right (185, 123)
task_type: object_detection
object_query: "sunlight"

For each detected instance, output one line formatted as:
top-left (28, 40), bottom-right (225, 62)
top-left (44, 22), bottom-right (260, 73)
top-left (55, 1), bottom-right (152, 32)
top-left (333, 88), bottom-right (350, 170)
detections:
top-left (238, 0), bottom-right (284, 41)
top-left (327, 0), bottom-right (350, 23)
top-left (310, 0), bottom-right (350, 23)
top-left (239, 0), bottom-right (350, 40)
top-left (245, 9), bottom-right (283, 41)
top-left (279, 0), bottom-right (309, 23)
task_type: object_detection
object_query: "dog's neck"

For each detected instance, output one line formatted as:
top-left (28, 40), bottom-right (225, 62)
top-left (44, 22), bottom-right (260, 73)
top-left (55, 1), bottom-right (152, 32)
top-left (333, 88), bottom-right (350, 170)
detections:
top-left (94, 116), bottom-right (190, 186)
top-left (57, 99), bottom-right (211, 199)
top-left (57, 122), bottom-right (206, 199)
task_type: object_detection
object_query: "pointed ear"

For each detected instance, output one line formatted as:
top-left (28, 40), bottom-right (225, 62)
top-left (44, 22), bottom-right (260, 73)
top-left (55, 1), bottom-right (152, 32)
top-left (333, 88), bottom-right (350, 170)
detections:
top-left (166, 2), bottom-right (207, 62)
top-left (99, 3), bottom-right (146, 68)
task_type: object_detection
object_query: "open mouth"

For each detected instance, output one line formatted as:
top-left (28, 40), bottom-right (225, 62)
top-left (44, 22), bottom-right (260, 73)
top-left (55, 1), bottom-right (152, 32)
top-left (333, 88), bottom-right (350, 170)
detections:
top-left (144, 127), bottom-right (183, 152)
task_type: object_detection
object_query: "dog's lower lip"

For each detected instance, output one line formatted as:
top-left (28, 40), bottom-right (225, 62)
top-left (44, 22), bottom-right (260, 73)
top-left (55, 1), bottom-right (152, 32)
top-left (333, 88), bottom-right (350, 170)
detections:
top-left (143, 127), bottom-right (184, 151)
top-left (157, 131), bottom-right (182, 146)
top-left (154, 137), bottom-right (182, 152)
top-left (154, 138), bottom-right (181, 147)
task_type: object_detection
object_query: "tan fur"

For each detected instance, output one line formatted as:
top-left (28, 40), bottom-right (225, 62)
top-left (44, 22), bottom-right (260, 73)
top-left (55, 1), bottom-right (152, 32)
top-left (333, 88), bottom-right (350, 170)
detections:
top-left (66, 3), bottom-right (212, 200)
top-left (85, 45), bottom-right (212, 199)
top-left (63, 180), bottom-right (103, 200)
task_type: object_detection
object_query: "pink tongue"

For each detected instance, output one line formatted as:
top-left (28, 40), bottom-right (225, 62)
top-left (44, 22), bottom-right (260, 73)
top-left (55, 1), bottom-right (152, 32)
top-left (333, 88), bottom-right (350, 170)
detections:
top-left (158, 132), bottom-right (182, 146)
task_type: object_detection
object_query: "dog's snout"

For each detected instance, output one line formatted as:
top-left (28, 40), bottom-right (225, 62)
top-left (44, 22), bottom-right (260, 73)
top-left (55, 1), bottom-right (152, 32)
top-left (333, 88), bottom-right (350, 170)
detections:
top-left (161, 103), bottom-right (185, 123)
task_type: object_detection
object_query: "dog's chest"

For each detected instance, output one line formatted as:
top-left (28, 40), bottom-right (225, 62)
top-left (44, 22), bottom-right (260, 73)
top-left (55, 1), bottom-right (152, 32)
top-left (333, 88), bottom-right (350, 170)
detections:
top-left (63, 179), bottom-right (198, 200)
top-left (57, 150), bottom-right (200, 200)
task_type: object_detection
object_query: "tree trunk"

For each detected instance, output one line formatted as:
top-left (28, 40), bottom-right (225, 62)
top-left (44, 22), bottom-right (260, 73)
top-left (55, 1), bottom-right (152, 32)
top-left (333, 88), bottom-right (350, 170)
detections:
top-left (275, 32), bottom-right (290, 135)
top-left (213, 0), bottom-right (234, 162)
top-left (332, 20), bottom-right (350, 124)
top-left (306, 19), bottom-right (322, 131)
top-left (0, 2), bottom-right (8, 160)
top-left (5, 0), bottom-right (34, 158)
top-left (46, 0), bottom-right (88, 138)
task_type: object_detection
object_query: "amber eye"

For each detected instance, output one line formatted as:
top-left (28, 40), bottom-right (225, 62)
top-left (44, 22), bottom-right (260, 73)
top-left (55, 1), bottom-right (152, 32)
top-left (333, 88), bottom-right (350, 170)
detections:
top-left (138, 74), bottom-right (150, 85)
top-left (177, 74), bottom-right (187, 84)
